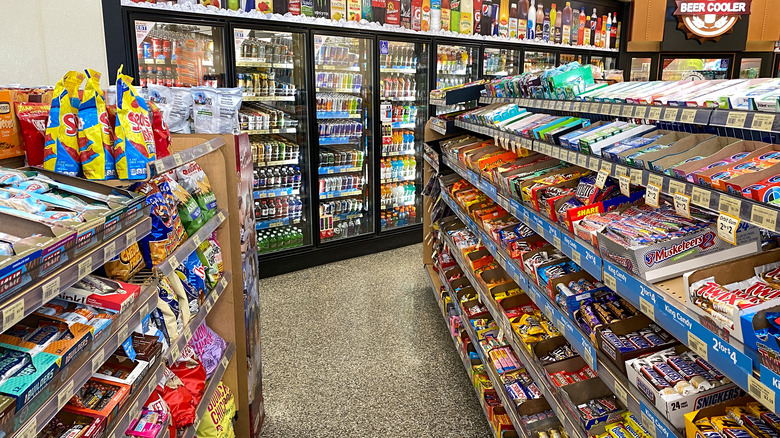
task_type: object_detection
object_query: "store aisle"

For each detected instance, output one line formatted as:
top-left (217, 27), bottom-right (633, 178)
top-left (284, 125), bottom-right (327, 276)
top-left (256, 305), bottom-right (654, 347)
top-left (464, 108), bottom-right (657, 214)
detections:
top-left (259, 244), bottom-right (492, 437)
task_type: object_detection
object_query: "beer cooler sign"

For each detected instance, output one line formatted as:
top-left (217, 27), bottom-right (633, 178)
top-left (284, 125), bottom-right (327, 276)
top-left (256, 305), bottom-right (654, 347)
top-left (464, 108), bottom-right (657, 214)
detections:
top-left (673, 0), bottom-right (752, 42)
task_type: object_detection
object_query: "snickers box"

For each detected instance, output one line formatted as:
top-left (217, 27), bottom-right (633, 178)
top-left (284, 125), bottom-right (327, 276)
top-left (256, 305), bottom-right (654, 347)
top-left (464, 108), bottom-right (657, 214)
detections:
top-left (626, 345), bottom-right (743, 429)
top-left (683, 396), bottom-right (755, 438)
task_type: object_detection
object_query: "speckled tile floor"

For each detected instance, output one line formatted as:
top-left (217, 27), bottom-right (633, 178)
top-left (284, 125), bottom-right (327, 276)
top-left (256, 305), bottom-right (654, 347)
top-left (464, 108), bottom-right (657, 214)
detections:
top-left (259, 243), bottom-right (492, 438)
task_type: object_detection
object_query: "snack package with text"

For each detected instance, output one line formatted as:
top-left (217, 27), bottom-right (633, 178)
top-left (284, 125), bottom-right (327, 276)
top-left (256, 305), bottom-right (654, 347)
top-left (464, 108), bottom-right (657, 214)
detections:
top-left (79, 69), bottom-right (117, 180)
top-left (114, 69), bottom-right (156, 179)
top-left (44, 71), bottom-right (85, 175)
top-left (14, 102), bottom-right (50, 166)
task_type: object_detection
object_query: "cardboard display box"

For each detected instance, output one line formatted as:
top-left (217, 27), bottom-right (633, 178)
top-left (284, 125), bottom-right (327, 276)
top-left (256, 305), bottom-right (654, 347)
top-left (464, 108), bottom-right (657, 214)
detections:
top-left (595, 314), bottom-right (679, 373)
top-left (0, 342), bottom-right (60, 412)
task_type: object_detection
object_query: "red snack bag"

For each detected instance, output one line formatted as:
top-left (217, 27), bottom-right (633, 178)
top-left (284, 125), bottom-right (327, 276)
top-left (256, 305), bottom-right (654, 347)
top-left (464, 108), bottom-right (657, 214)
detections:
top-left (170, 346), bottom-right (207, 405)
top-left (14, 102), bottom-right (50, 166)
top-left (159, 368), bottom-right (196, 429)
top-left (147, 101), bottom-right (171, 158)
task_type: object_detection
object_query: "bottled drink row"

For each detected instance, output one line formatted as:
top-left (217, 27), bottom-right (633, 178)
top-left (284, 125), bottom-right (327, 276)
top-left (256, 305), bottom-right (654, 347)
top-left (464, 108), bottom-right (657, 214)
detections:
top-left (315, 72), bottom-right (363, 91)
top-left (254, 196), bottom-right (304, 221)
top-left (138, 66), bottom-right (179, 88)
top-left (137, 25), bottom-right (219, 88)
top-left (238, 35), bottom-right (294, 64)
top-left (522, 2), bottom-right (620, 48)
top-left (237, 71), bottom-right (296, 97)
top-left (381, 206), bottom-right (417, 229)
top-left (251, 138), bottom-right (300, 164)
top-left (258, 227), bottom-right (304, 254)
top-left (381, 128), bottom-right (415, 154)
top-left (437, 47), bottom-right (474, 74)
top-left (380, 75), bottom-right (418, 99)
top-left (319, 176), bottom-right (364, 193)
top-left (321, 217), bottom-right (363, 240)
top-left (379, 46), bottom-right (418, 69)
top-left (380, 156), bottom-right (416, 181)
top-left (315, 94), bottom-right (363, 115)
top-left (319, 149), bottom-right (365, 169)
top-left (382, 105), bottom-right (419, 123)
top-left (320, 199), bottom-right (364, 216)
top-left (318, 120), bottom-right (363, 139)
top-left (484, 50), bottom-right (518, 75)
top-left (253, 166), bottom-right (303, 190)
top-left (239, 103), bottom-right (296, 131)
top-left (314, 43), bottom-right (360, 68)
top-left (381, 182), bottom-right (416, 208)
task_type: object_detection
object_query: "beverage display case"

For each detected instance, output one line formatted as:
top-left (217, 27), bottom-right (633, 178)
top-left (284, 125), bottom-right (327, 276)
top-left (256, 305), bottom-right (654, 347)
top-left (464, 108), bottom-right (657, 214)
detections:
top-left (483, 47), bottom-right (520, 77)
top-left (378, 39), bottom-right (429, 231)
top-left (133, 20), bottom-right (225, 87)
top-left (524, 50), bottom-right (555, 72)
top-left (314, 34), bottom-right (375, 243)
top-left (559, 52), bottom-right (583, 66)
top-left (233, 28), bottom-right (312, 255)
top-left (433, 43), bottom-right (480, 114)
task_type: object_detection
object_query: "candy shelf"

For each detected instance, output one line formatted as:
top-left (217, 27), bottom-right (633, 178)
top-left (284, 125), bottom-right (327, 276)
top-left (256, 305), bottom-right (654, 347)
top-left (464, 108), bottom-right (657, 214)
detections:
top-left (149, 137), bottom-right (225, 176)
top-left (156, 209), bottom-right (228, 277)
top-left (438, 226), bottom-right (586, 438)
top-left (180, 343), bottom-right (237, 438)
top-left (423, 144), bottom-right (440, 172)
top-left (165, 273), bottom-right (232, 365)
top-left (103, 354), bottom-right (167, 438)
top-left (424, 264), bottom-right (507, 438)
top-left (4, 279), bottom-right (159, 438)
top-left (439, 187), bottom-right (683, 438)
top-left (253, 187), bottom-right (300, 199)
top-left (255, 217), bottom-right (301, 229)
top-left (242, 95), bottom-right (296, 102)
top-left (0, 216), bottom-right (151, 337)
top-left (437, 132), bottom-right (780, 418)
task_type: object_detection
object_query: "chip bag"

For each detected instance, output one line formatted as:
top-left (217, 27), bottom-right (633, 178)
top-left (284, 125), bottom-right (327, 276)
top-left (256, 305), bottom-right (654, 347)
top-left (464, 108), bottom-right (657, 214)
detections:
top-left (195, 380), bottom-right (236, 438)
top-left (196, 234), bottom-right (224, 290)
top-left (114, 68), bottom-right (156, 179)
top-left (159, 368), bottom-right (197, 429)
top-left (188, 323), bottom-right (227, 378)
top-left (191, 87), bottom-right (219, 134)
top-left (136, 183), bottom-right (176, 268)
top-left (15, 102), bottom-right (50, 166)
top-left (156, 275), bottom-right (183, 338)
top-left (147, 101), bottom-right (171, 158)
top-left (102, 242), bottom-right (144, 281)
top-left (176, 162), bottom-right (217, 221)
top-left (166, 271), bottom-right (192, 324)
top-left (167, 175), bottom-right (206, 235)
top-left (179, 252), bottom-right (207, 305)
top-left (78, 69), bottom-right (116, 180)
top-left (170, 345), bottom-right (207, 404)
top-left (43, 71), bottom-right (85, 175)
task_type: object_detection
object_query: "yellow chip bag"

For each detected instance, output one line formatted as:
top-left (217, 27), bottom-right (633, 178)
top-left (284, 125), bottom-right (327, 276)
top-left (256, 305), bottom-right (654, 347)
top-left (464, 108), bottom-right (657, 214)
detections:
top-left (113, 68), bottom-right (155, 180)
top-left (44, 71), bottom-right (85, 176)
top-left (78, 69), bottom-right (116, 180)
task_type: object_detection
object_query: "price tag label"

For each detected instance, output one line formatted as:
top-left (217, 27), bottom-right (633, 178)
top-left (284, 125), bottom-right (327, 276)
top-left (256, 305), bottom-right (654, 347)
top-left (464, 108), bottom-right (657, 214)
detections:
top-left (588, 157), bottom-right (601, 171)
top-left (688, 332), bottom-right (708, 360)
top-left (674, 193), bottom-right (692, 219)
top-left (173, 154), bottom-right (184, 166)
top-left (78, 258), bottom-right (93, 278)
top-left (749, 375), bottom-right (776, 411)
top-left (193, 234), bottom-right (202, 247)
top-left (221, 354), bottom-right (230, 369)
top-left (611, 104), bottom-right (622, 117)
top-left (681, 109), bottom-right (697, 124)
top-left (595, 169), bottom-right (610, 190)
top-left (117, 324), bottom-right (129, 343)
top-left (619, 175), bottom-right (631, 197)
top-left (572, 251), bottom-right (581, 265)
top-left (752, 113), bottom-right (776, 131)
top-left (17, 419), bottom-right (36, 438)
top-left (691, 186), bottom-right (712, 208)
top-left (554, 236), bottom-right (562, 249)
top-left (577, 154), bottom-right (588, 168)
top-left (751, 205), bottom-right (779, 230)
top-left (614, 166), bottom-right (627, 178)
top-left (183, 326), bottom-right (193, 342)
top-left (663, 107), bottom-right (679, 122)
top-left (148, 376), bottom-right (158, 394)
top-left (2, 300), bottom-right (24, 331)
top-left (642, 411), bottom-right (658, 438)
top-left (126, 229), bottom-right (136, 245)
top-left (103, 241), bottom-right (116, 262)
top-left (218, 211), bottom-right (226, 222)
top-left (648, 107), bottom-right (663, 120)
top-left (622, 105), bottom-right (634, 117)
top-left (668, 180), bottom-right (686, 196)
top-left (205, 298), bottom-right (214, 313)
top-left (170, 343), bottom-right (180, 361)
top-left (727, 111), bottom-right (748, 128)
top-left (42, 277), bottom-right (61, 303)
top-left (717, 213), bottom-right (741, 245)
top-left (600, 103), bottom-right (610, 114)
top-left (634, 106), bottom-right (649, 119)
top-left (220, 276), bottom-right (229, 290)
top-left (647, 173), bottom-right (664, 188)
top-left (92, 349), bottom-right (105, 373)
top-left (646, 183), bottom-right (661, 208)
top-left (130, 400), bottom-right (142, 421)
top-left (603, 271), bottom-right (617, 290)
top-left (640, 297), bottom-right (656, 321)
top-left (168, 254), bottom-right (179, 269)
top-left (58, 381), bottom-right (75, 409)
top-left (614, 383), bottom-right (628, 406)
top-left (630, 169), bottom-right (644, 185)
top-left (719, 196), bottom-right (742, 217)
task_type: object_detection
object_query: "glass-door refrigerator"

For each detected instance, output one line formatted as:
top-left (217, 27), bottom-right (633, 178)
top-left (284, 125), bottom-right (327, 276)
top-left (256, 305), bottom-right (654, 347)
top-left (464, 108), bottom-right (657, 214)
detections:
top-left (133, 19), bottom-right (225, 87)
top-left (233, 28), bottom-right (311, 255)
top-left (433, 43), bottom-right (480, 115)
top-left (483, 47), bottom-right (520, 78)
top-left (313, 33), bottom-right (374, 243)
top-left (378, 39), bottom-right (429, 231)
top-left (524, 50), bottom-right (555, 73)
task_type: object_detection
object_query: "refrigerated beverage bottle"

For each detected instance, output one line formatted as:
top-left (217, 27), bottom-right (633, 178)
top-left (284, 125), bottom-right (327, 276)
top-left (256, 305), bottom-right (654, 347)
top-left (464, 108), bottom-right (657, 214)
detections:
top-left (449, 0), bottom-right (460, 32)
top-left (409, 155), bottom-right (416, 175)
top-left (542, 8), bottom-right (550, 42)
top-left (430, 0), bottom-right (442, 31)
top-left (441, 0), bottom-right (451, 30)
top-left (583, 14), bottom-right (591, 46)
top-left (594, 16), bottom-right (601, 47)
top-left (611, 13), bottom-right (618, 49)
top-left (517, 0), bottom-right (527, 38)
top-left (421, 0), bottom-right (431, 30)
top-left (571, 7), bottom-right (579, 44)
top-left (535, 3), bottom-right (543, 40)
top-left (604, 13), bottom-right (610, 48)
top-left (527, 0), bottom-right (535, 39)
top-left (553, 3), bottom-right (561, 44)
top-left (508, 0), bottom-right (518, 37)
top-left (561, 2), bottom-right (571, 45)
top-left (498, 0), bottom-right (509, 36)
top-left (460, 0), bottom-right (473, 34)
top-left (549, 3), bottom-right (556, 42)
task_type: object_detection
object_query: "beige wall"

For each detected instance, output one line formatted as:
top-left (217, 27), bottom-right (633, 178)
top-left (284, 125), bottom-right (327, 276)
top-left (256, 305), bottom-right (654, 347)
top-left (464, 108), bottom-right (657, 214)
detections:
top-left (0, 0), bottom-right (110, 87)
